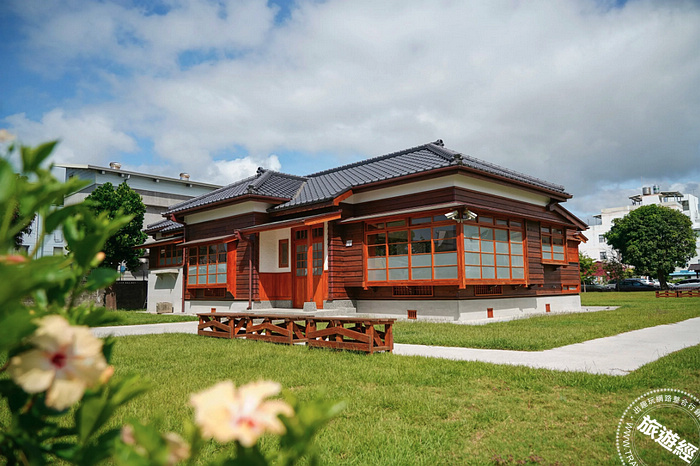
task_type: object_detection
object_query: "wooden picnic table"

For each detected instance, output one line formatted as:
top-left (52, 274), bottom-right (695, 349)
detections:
top-left (196, 312), bottom-right (395, 353)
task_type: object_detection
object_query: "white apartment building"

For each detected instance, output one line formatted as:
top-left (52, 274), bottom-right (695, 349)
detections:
top-left (19, 162), bottom-right (220, 277)
top-left (580, 186), bottom-right (700, 273)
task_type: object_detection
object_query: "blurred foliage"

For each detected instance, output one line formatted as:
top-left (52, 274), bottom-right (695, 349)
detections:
top-left (0, 140), bottom-right (340, 465)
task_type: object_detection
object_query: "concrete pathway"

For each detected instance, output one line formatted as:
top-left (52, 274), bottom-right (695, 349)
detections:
top-left (394, 317), bottom-right (700, 376)
top-left (92, 317), bottom-right (700, 376)
top-left (93, 321), bottom-right (198, 338)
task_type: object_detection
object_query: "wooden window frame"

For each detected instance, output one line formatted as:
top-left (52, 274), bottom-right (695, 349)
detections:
top-left (463, 217), bottom-right (526, 284)
top-left (278, 239), bottom-right (289, 268)
top-left (153, 243), bottom-right (183, 268)
top-left (186, 243), bottom-right (228, 289)
top-left (365, 212), bottom-right (460, 285)
top-left (363, 211), bottom-right (527, 286)
top-left (562, 284), bottom-right (580, 293)
top-left (541, 225), bottom-right (567, 264)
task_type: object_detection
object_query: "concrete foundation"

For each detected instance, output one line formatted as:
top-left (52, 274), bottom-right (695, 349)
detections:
top-left (356, 295), bottom-right (581, 321)
top-left (184, 300), bottom-right (250, 314)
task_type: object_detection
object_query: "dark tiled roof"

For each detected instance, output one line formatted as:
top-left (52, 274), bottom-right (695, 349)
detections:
top-left (164, 169), bottom-right (307, 214)
top-left (144, 219), bottom-right (183, 233)
top-left (274, 141), bottom-right (565, 210)
top-left (164, 141), bottom-right (566, 215)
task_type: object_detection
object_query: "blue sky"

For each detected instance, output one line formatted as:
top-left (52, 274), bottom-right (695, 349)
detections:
top-left (2, 0), bottom-right (700, 219)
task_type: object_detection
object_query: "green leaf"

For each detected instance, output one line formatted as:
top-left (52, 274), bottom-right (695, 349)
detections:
top-left (44, 204), bottom-right (89, 234)
top-left (21, 141), bottom-right (58, 172)
top-left (0, 308), bottom-right (37, 352)
top-left (85, 268), bottom-right (120, 291)
top-left (76, 390), bottom-right (110, 444)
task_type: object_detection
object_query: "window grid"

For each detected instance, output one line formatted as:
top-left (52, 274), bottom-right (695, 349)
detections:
top-left (279, 239), bottom-right (289, 268)
top-left (295, 244), bottom-right (307, 277)
top-left (474, 285), bottom-right (503, 296)
top-left (393, 286), bottom-right (434, 297)
top-left (463, 218), bottom-right (524, 281)
top-left (187, 243), bottom-right (227, 287)
top-left (366, 214), bottom-right (458, 282)
top-left (156, 244), bottom-right (183, 268)
top-left (541, 226), bottom-right (566, 263)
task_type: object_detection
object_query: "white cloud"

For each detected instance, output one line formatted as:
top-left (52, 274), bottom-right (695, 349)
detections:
top-left (4, 109), bottom-right (137, 164)
top-left (4, 0), bottom-right (700, 219)
top-left (12, 0), bottom-right (277, 72)
top-left (206, 154), bottom-right (282, 186)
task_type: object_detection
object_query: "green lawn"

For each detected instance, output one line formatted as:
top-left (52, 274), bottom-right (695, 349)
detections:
top-left (104, 332), bottom-right (700, 465)
top-left (94, 310), bottom-right (198, 326)
top-left (3, 293), bottom-right (699, 464)
top-left (393, 291), bottom-right (700, 350)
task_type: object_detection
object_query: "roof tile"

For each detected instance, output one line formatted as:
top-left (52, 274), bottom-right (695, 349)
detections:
top-left (164, 141), bottom-right (566, 215)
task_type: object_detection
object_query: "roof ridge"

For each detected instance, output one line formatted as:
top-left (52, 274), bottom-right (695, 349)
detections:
top-left (263, 169), bottom-right (309, 181)
top-left (251, 170), bottom-right (273, 190)
top-left (459, 153), bottom-right (564, 192)
top-left (425, 143), bottom-right (460, 161)
top-left (304, 141), bottom-right (439, 178)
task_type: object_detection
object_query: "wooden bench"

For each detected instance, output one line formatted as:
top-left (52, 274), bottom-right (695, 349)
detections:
top-left (655, 290), bottom-right (700, 298)
top-left (196, 313), bottom-right (395, 353)
top-left (198, 313), bottom-right (251, 339)
top-left (306, 317), bottom-right (394, 354)
top-left (245, 314), bottom-right (309, 345)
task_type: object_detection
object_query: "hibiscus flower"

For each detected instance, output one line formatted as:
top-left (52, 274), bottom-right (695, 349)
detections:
top-left (8, 315), bottom-right (111, 410)
top-left (190, 380), bottom-right (294, 447)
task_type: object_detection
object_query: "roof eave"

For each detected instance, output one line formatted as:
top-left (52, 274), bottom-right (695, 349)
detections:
top-left (169, 194), bottom-right (291, 219)
top-left (271, 165), bottom-right (570, 214)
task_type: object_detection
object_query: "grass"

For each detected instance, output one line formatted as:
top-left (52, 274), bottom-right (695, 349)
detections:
top-left (2, 293), bottom-right (699, 464)
top-left (102, 332), bottom-right (700, 465)
top-left (392, 291), bottom-right (700, 351)
top-left (94, 310), bottom-right (198, 327)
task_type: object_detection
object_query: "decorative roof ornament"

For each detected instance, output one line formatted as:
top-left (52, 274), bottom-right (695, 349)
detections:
top-left (453, 153), bottom-right (464, 165)
top-left (432, 139), bottom-right (444, 147)
top-left (256, 167), bottom-right (265, 177)
top-left (247, 184), bottom-right (257, 194)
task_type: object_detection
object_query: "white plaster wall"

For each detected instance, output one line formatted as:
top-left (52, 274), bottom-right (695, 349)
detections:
top-left (345, 174), bottom-right (550, 207)
top-left (185, 201), bottom-right (271, 224)
top-left (259, 228), bottom-right (291, 273)
top-left (147, 270), bottom-right (184, 313)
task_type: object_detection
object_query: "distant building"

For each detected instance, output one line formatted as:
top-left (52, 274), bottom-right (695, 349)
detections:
top-left (18, 163), bottom-right (220, 282)
top-left (60, 162), bottom-right (221, 230)
top-left (580, 185), bottom-right (700, 275)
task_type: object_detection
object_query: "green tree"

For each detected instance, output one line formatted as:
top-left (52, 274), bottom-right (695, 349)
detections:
top-left (604, 204), bottom-right (696, 289)
top-left (11, 204), bottom-right (34, 250)
top-left (602, 250), bottom-right (632, 290)
top-left (579, 253), bottom-right (597, 289)
top-left (85, 181), bottom-right (147, 272)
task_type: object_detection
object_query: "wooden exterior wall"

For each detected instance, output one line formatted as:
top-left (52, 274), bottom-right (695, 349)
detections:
top-left (183, 212), bottom-right (267, 301)
top-left (325, 186), bottom-right (582, 303)
top-left (170, 180), bottom-right (582, 306)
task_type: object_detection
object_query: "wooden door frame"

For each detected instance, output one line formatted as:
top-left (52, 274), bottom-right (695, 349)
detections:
top-left (291, 225), bottom-right (325, 309)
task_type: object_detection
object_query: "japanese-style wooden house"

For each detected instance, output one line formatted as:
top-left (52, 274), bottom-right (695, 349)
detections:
top-left (143, 140), bottom-right (586, 320)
